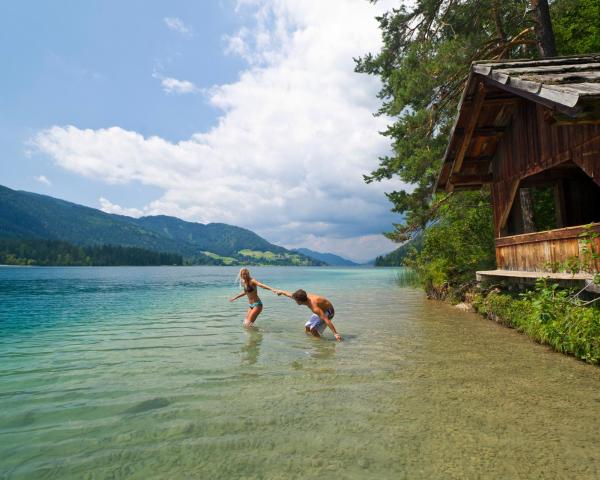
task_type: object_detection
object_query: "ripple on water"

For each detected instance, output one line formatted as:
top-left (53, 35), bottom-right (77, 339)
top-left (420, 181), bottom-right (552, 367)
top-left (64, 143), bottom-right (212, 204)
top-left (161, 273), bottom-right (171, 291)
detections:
top-left (1, 267), bottom-right (600, 479)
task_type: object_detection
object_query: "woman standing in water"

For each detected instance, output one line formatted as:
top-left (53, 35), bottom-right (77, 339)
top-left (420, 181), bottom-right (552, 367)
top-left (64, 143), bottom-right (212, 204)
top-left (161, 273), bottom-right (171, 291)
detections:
top-left (229, 268), bottom-right (277, 327)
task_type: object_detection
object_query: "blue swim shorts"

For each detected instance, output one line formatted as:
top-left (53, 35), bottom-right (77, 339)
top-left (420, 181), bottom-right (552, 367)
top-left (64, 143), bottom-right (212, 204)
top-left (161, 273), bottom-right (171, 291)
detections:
top-left (305, 314), bottom-right (326, 334)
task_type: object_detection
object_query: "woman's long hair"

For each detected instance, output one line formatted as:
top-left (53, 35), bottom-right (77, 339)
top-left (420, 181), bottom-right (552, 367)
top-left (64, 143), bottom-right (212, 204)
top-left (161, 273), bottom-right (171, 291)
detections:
top-left (236, 268), bottom-right (252, 291)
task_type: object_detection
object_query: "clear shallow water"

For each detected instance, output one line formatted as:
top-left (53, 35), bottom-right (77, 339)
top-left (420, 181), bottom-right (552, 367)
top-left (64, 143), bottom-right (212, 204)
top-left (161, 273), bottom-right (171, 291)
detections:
top-left (1, 266), bottom-right (599, 479)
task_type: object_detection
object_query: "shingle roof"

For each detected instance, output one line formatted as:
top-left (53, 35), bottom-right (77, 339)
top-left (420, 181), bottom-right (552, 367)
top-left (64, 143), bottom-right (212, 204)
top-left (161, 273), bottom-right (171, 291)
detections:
top-left (435, 54), bottom-right (600, 193)
top-left (471, 54), bottom-right (600, 109)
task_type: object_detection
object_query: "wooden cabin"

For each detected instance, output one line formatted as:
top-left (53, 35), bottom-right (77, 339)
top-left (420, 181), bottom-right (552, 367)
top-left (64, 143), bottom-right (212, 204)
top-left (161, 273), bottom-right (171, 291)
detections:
top-left (436, 54), bottom-right (600, 286)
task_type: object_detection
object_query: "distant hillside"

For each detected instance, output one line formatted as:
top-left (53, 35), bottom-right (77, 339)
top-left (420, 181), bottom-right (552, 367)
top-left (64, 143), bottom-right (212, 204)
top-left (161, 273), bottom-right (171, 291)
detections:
top-left (293, 248), bottom-right (358, 266)
top-left (0, 185), bottom-right (322, 266)
top-left (0, 237), bottom-right (183, 266)
top-left (374, 235), bottom-right (423, 267)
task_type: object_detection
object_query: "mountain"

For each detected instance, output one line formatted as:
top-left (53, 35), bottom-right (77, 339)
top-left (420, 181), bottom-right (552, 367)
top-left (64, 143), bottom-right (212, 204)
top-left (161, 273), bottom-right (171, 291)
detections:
top-left (374, 234), bottom-right (423, 267)
top-left (0, 184), bottom-right (322, 266)
top-left (293, 248), bottom-right (358, 266)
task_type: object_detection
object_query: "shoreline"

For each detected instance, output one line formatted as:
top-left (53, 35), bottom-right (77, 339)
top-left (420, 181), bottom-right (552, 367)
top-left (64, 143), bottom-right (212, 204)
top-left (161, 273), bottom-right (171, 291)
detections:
top-left (448, 289), bottom-right (600, 366)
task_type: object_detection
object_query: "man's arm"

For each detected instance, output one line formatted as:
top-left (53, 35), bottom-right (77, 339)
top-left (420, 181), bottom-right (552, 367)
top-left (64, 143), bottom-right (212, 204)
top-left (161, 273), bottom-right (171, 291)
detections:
top-left (275, 290), bottom-right (293, 298)
top-left (314, 307), bottom-right (343, 341)
top-left (229, 291), bottom-right (245, 302)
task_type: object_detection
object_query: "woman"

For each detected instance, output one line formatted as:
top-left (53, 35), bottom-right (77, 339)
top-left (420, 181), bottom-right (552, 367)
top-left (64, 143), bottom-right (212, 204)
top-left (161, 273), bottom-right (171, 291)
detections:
top-left (229, 268), bottom-right (277, 326)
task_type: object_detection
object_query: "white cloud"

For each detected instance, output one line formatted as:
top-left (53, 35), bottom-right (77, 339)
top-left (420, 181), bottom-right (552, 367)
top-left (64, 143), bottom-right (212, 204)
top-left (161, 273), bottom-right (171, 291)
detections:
top-left (32, 0), bottom-right (405, 259)
top-left (164, 17), bottom-right (193, 36)
top-left (152, 71), bottom-right (199, 94)
top-left (35, 175), bottom-right (51, 186)
top-left (99, 197), bottom-right (145, 217)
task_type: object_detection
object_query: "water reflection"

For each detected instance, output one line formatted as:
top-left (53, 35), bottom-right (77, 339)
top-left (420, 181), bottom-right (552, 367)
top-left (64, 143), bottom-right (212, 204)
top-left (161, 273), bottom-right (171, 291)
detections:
top-left (240, 328), bottom-right (263, 365)
top-left (306, 337), bottom-right (337, 360)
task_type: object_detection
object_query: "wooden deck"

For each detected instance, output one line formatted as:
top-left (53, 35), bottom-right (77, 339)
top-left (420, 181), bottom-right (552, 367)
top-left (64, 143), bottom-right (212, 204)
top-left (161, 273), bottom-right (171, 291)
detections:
top-left (476, 269), bottom-right (600, 293)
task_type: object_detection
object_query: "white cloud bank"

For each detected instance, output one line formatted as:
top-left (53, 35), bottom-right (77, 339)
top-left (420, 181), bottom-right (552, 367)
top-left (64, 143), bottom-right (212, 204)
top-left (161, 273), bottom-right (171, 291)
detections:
top-left (32, 0), bottom-right (404, 262)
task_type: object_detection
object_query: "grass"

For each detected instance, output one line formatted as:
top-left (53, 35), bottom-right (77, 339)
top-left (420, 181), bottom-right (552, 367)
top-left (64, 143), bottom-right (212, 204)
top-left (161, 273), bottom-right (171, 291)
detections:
top-left (395, 267), bottom-right (421, 288)
top-left (202, 251), bottom-right (237, 265)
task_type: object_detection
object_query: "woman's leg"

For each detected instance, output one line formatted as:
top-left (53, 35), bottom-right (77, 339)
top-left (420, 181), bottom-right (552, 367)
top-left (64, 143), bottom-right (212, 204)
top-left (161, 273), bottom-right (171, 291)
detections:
top-left (244, 306), bottom-right (262, 326)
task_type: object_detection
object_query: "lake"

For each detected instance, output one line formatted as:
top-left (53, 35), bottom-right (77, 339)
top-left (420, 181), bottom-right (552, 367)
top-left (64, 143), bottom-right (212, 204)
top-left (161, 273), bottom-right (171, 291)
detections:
top-left (1, 266), bottom-right (599, 479)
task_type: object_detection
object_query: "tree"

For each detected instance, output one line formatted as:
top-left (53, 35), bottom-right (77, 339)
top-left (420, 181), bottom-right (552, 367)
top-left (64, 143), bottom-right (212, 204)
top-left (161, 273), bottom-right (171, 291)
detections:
top-left (356, 0), bottom-right (541, 242)
top-left (529, 0), bottom-right (557, 57)
top-left (551, 0), bottom-right (600, 55)
top-left (355, 0), bottom-right (600, 295)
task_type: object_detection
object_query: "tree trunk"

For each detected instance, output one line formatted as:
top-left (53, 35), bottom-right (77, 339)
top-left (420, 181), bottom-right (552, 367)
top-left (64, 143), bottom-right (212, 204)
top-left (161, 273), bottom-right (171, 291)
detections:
top-left (520, 188), bottom-right (536, 233)
top-left (529, 0), bottom-right (557, 57)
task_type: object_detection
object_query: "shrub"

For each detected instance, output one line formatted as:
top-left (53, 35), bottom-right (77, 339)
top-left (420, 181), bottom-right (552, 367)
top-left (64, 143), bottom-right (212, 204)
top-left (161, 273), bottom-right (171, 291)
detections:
top-left (474, 282), bottom-right (600, 365)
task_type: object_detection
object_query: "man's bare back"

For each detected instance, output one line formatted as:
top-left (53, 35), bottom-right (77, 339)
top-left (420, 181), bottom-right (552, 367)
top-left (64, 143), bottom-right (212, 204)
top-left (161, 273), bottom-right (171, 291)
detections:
top-left (276, 288), bottom-right (342, 341)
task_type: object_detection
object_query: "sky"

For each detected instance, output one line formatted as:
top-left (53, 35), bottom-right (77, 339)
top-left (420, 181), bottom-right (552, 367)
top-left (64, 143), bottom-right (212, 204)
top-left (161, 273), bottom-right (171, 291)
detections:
top-left (0, 0), bottom-right (407, 262)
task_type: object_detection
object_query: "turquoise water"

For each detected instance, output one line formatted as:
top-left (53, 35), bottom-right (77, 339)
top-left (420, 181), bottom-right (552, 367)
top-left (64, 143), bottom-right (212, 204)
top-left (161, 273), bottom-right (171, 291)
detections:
top-left (1, 266), bottom-right (600, 479)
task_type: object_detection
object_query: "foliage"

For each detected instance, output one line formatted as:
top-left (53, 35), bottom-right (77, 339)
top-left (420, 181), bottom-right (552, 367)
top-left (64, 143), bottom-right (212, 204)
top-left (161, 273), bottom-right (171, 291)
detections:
top-left (356, 0), bottom-right (537, 241)
top-left (530, 185), bottom-right (557, 231)
top-left (551, 0), bottom-right (600, 55)
top-left (474, 280), bottom-right (600, 364)
top-left (0, 238), bottom-right (182, 266)
top-left (404, 191), bottom-right (496, 299)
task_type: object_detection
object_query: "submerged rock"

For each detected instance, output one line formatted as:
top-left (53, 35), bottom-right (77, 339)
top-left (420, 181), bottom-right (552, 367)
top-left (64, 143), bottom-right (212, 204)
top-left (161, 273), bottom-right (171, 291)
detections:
top-left (454, 302), bottom-right (473, 312)
top-left (124, 397), bottom-right (170, 414)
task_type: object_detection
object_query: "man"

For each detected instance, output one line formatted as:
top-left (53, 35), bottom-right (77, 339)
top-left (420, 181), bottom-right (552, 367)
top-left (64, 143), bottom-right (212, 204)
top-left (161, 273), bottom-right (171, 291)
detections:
top-left (276, 289), bottom-right (342, 341)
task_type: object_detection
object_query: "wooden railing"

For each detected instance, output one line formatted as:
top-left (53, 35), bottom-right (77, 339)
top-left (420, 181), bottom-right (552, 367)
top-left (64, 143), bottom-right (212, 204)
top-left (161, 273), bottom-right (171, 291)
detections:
top-left (495, 223), bottom-right (600, 272)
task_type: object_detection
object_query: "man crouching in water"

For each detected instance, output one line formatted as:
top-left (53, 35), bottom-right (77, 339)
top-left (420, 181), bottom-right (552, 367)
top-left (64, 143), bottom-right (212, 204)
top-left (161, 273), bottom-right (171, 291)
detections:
top-left (276, 289), bottom-right (343, 341)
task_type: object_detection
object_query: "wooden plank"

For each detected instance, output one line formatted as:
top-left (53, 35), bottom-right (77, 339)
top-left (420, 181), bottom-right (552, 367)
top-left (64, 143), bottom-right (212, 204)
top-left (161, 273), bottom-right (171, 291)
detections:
top-left (483, 75), bottom-right (582, 115)
top-left (496, 222), bottom-right (600, 246)
top-left (476, 269), bottom-right (596, 280)
top-left (538, 85), bottom-right (580, 107)
top-left (497, 179), bottom-right (521, 232)
top-left (520, 71), bottom-right (600, 83)
top-left (473, 56), bottom-right (600, 71)
top-left (491, 71), bottom-right (510, 84)
top-left (509, 77), bottom-right (541, 94)
top-left (490, 63), bottom-right (600, 76)
top-left (454, 126), bottom-right (505, 136)
top-left (463, 96), bottom-right (519, 107)
top-left (449, 81), bottom-right (486, 183)
top-left (448, 173), bottom-right (493, 185)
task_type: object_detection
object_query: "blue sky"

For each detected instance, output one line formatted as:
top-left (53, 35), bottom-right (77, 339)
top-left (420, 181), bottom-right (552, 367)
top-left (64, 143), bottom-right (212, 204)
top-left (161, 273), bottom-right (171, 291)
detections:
top-left (1, 0), bottom-right (404, 262)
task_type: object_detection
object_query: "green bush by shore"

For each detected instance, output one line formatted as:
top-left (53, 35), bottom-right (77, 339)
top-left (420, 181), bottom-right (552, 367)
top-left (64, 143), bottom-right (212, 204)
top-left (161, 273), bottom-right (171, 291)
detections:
top-left (473, 283), bottom-right (600, 365)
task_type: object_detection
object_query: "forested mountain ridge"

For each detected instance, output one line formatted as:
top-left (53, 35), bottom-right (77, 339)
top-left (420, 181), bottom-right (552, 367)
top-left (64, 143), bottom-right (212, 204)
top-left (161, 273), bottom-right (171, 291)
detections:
top-left (293, 248), bottom-right (358, 266)
top-left (0, 185), bottom-right (322, 266)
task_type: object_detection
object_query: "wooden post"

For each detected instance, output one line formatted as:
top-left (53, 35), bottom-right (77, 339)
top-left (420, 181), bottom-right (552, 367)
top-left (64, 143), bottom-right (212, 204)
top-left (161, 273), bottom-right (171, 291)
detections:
top-left (520, 188), bottom-right (536, 233)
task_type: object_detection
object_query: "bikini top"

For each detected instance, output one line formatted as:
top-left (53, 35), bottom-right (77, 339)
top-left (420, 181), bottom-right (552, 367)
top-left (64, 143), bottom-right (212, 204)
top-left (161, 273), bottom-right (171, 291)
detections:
top-left (244, 282), bottom-right (255, 293)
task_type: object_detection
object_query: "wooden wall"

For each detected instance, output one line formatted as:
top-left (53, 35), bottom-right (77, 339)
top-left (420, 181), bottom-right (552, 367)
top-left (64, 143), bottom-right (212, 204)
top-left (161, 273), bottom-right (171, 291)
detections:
top-left (490, 100), bottom-right (600, 238)
top-left (496, 223), bottom-right (600, 272)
